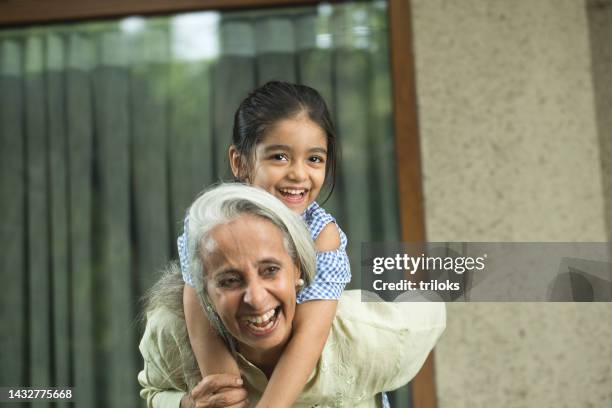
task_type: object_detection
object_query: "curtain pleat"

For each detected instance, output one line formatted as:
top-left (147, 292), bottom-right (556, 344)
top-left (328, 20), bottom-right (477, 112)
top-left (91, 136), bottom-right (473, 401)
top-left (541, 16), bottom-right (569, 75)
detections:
top-left (295, 15), bottom-right (345, 222)
top-left (24, 35), bottom-right (53, 408)
top-left (66, 32), bottom-right (96, 408)
top-left (255, 18), bottom-right (297, 83)
top-left (131, 27), bottom-right (171, 294)
top-left (0, 38), bottom-right (27, 408)
top-left (45, 35), bottom-right (71, 408)
top-left (92, 30), bottom-right (137, 408)
top-left (369, 18), bottom-right (399, 242)
top-left (213, 21), bottom-right (256, 178)
top-left (168, 58), bottom-right (214, 239)
top-left (212, 54), bottom-right (256, 178)
top-left (335, 46), bottom-right (373, 286)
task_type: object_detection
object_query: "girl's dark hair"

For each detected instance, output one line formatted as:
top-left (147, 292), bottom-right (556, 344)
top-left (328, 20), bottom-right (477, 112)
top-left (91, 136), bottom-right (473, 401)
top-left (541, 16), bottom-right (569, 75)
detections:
top-left (232, 81), bottom-right (338, 202)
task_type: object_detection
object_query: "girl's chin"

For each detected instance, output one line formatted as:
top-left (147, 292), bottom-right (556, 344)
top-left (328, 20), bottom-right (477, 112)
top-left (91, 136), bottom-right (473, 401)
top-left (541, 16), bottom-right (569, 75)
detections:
top-left (275, 193), bottom-right (309, 211)
top-left (283, 200), bottom-right (310, 214)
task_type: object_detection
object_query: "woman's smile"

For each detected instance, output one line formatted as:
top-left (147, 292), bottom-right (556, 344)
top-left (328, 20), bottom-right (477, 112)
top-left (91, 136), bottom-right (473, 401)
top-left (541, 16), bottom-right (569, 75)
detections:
top-left (203, 214), bottom-right (301, 362)
top-left (239, 306), bottom-right (282, 336)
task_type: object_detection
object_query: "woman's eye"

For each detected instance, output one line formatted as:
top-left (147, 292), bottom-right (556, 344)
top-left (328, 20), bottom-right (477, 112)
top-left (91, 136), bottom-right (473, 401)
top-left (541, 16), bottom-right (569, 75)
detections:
top-left (218, 276), bottom-right (242, 288)
top-left (262, 266), bottom-right (279, 276)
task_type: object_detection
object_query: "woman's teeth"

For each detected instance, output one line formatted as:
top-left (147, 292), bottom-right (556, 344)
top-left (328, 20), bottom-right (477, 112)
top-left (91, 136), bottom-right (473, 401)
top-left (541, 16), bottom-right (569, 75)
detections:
top-left (243, 308), bottom-right (278, 327)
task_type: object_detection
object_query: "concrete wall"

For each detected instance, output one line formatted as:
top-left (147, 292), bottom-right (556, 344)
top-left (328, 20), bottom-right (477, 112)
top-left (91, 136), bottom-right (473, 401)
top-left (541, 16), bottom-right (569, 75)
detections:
top-left (410, 0), bottom-right (612, 406)
top-left (588, 0), bottom-right (612, 243)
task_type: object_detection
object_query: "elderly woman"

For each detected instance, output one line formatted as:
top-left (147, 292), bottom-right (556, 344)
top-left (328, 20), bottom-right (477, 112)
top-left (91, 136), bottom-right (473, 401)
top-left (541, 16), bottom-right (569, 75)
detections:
top-left (139, 184), bottom-right (445, 407)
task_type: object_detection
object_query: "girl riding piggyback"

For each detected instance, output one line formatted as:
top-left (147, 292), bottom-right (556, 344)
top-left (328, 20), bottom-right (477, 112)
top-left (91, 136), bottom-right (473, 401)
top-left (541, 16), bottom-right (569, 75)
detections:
top-left (178, 81), bottom-right (351, 408)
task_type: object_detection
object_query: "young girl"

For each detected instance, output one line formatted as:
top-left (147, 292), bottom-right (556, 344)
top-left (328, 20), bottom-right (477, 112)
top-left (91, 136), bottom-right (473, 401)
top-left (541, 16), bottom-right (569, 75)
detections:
top-left (178, 81), bottom-right (351, 408)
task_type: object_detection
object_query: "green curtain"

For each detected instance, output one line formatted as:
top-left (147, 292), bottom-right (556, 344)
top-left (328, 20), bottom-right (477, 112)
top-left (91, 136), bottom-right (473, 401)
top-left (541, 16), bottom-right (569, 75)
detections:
top-left (0, 2), bottom-right (405, 407)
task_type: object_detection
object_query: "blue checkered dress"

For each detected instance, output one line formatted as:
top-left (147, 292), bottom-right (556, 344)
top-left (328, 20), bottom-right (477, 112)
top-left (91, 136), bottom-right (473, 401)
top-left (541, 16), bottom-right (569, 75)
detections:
top-left (296, 201), bottom-right (351, 303)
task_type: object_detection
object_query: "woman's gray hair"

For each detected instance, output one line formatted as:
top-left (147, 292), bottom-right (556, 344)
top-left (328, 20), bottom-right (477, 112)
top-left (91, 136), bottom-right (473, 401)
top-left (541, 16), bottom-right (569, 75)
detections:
top-left (140, 263), bottom-right (201, 390)
top-left (186, 183), bottom-right (316, 351)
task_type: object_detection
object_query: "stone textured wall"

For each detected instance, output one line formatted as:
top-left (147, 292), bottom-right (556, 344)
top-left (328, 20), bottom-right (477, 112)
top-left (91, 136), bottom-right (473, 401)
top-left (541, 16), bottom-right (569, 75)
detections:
top-left (410, 0), bottom-right (612, 406)
top-left (587, 0), bottom-right (612, 244)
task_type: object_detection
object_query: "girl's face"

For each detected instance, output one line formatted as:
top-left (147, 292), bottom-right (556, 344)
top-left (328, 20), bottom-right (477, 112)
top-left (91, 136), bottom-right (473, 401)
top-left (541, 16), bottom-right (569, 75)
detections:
top-left (230, 114), bottom-right (327, 214)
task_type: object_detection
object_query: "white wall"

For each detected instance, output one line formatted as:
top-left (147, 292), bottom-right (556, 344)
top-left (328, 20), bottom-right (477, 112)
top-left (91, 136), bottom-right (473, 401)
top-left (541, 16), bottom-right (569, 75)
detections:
top-left (410, 0), bottom-right (612, 406)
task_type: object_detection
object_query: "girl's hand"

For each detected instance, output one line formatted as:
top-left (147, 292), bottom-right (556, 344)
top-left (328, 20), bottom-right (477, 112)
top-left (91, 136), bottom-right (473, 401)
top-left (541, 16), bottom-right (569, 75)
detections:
top-left (186, 374), bottom-right (249, 408)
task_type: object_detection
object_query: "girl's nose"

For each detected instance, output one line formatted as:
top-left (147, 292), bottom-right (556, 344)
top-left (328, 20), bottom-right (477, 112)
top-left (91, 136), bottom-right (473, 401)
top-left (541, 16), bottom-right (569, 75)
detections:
top-left (243, 279), bottom-right (267, 308)
top-left (287, 161), bottom-right (307, 181)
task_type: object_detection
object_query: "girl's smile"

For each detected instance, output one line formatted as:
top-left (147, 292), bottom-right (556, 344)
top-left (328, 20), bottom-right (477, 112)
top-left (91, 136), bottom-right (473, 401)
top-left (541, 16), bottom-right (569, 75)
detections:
top-left (230, 114), bottom-right (327, 214)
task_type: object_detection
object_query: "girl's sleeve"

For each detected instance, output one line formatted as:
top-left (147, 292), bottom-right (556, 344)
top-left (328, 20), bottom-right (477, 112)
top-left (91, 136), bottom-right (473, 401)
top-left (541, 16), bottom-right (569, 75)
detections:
top-left (296, 226), bottom-right (351, 303)
top-left (177, 215), bottom-right (193, 286)
top-left (138, 309), bottom-right (188, 407)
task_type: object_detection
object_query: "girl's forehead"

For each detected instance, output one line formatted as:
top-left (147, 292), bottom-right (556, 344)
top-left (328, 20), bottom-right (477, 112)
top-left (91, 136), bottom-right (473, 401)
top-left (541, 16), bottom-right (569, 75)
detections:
top-left (259, 118), bottom-right (327, 148)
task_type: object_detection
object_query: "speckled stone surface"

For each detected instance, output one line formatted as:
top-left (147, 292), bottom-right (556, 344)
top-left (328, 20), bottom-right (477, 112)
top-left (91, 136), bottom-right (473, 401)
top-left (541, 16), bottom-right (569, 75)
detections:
top-left (410, 0), bottom-right (612, 406)
top-left (436, 302), bottom-right (612, 408)
top-left (412, 0), bottom-right (606, 242)
top-left (588, 0), bottom-right (612, 242)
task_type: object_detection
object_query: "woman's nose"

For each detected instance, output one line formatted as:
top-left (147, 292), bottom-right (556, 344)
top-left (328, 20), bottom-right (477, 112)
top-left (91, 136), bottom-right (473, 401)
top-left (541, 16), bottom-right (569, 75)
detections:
top-left (243, 279), bottom-right (267, 308)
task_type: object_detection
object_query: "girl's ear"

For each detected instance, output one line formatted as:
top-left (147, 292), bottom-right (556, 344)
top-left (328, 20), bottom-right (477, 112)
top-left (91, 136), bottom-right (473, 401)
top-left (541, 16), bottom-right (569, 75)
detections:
top-left (228, 145), bottom-right (246, 181)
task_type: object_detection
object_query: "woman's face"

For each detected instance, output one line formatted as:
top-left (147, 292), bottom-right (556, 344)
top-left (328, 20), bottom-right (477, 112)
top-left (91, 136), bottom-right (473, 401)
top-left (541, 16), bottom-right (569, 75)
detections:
top-left (202, 214), bottom-right (301, 361)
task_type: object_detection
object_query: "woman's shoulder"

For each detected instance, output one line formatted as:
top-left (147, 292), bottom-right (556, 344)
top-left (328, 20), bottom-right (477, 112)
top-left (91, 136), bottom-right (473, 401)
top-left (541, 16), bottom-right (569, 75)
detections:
top-left (313, 290), bottom-right (445, 398)
top-left (336, 290), bottom-right (446, 332)
top-left (141, 305), bottom-right (188, 362)
top-left (145, 306), bottom-right (185, 334)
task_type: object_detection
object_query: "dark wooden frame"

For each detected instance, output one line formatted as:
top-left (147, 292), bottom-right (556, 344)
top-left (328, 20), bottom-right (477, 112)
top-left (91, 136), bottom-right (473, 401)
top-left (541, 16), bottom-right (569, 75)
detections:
top-left (387, 2), bottom-right (436, 408)
top-left (0, 1), bottom-right (434, 407)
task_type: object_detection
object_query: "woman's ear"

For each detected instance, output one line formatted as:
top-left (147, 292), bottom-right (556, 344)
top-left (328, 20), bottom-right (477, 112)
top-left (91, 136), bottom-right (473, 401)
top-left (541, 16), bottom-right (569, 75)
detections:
top-left (294, 264), bottom-right (303, 285)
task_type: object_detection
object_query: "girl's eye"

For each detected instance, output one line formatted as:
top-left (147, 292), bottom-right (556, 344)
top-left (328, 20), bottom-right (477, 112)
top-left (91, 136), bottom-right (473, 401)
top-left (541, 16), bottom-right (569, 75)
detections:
top-left (309, 155), bottom-right (325, 163)
top-left (271, 153), bottom-right (288, 161)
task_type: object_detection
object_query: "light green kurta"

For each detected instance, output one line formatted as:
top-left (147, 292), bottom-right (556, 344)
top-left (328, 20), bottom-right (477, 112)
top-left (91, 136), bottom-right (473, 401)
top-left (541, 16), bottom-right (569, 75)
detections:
top-left (138, 291), bottom-right (446, 408)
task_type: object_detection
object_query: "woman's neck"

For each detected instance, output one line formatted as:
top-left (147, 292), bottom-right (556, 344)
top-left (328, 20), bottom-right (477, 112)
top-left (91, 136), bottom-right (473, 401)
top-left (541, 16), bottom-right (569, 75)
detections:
top-left (240, 344), bottom-right (285, 378)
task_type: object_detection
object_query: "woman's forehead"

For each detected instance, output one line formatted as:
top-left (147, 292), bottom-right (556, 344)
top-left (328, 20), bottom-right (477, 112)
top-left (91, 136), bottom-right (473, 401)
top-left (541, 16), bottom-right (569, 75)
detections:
top-left (202, 215), bottom-right (289, 270)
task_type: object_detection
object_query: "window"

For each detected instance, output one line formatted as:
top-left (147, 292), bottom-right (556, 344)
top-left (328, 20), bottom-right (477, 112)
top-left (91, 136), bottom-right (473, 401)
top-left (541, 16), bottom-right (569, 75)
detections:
top-left (0, 1), bottom-right (432, 407)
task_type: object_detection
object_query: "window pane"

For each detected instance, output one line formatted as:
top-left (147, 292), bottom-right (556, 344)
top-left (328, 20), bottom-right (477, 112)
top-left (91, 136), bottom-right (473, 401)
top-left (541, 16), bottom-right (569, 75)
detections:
top-left (0, 2), bottom-right (402, 406)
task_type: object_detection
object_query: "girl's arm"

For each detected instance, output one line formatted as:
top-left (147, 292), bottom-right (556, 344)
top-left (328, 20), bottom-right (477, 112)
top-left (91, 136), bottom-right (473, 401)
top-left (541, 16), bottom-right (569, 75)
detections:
top-left (183, 284), bottom-right (241, 377)
top-left (256, 300), bottom-right (337, 408)
top-left (256, 223), bottom-right (342, 408)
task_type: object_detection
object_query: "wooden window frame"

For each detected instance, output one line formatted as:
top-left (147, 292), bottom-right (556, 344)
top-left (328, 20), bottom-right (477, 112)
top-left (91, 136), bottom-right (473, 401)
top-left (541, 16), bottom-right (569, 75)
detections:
top-left (0, 0), bottom-right (434, 407)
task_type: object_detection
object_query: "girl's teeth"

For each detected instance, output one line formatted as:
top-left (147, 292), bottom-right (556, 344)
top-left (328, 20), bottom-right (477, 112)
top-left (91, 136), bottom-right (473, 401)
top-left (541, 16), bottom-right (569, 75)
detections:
top-left (281, 189), bottom-right (305, 195)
